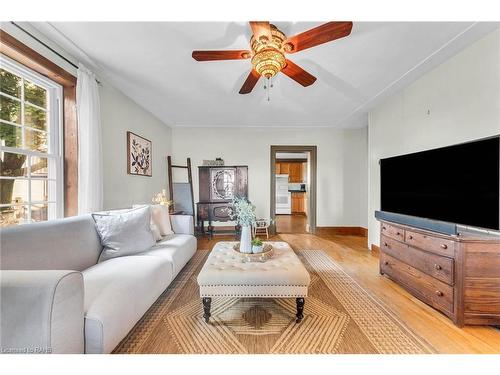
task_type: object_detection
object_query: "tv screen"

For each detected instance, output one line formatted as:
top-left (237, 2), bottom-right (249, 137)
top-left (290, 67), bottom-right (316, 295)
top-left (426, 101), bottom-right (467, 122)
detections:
top-left (380, 136), bottom-right (500, 231)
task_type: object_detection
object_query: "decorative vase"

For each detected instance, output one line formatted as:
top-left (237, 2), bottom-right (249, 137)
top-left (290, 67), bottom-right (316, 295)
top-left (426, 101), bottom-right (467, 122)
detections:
top-left (252, 245), bottom-right (264, 254)
top-left (239, 225), bottom-right (252, 253)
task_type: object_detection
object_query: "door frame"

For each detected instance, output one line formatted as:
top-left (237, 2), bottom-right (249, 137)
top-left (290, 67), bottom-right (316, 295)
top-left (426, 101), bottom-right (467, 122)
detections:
top-left (270, 145), bottom-right (317, 234)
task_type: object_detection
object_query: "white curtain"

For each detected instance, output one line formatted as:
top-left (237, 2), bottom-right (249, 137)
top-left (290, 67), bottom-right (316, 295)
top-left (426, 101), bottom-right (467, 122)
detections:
top-left (76, 63), bottom-right (103, 214)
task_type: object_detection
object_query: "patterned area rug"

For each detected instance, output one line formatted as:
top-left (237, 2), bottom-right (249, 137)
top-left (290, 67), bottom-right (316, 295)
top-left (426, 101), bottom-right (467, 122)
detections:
top-left (113, 250), bottom-right (435, 354)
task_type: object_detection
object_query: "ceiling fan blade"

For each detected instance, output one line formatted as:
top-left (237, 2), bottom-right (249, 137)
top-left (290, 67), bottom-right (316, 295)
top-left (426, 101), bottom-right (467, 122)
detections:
top-left (192, 50), bottom-right (251, 61)
top-left (284, 22), bottom-right (353, 53)
top-left (249, 21), bottom-right (272, 41)
top-left (282, 60), bottom-right (317, 87)
top-left (239, 70), bottom-right (260, 94)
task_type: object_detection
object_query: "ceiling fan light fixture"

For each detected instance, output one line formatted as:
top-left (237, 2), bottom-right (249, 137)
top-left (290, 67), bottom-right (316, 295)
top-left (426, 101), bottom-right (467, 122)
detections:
top-left (251, 49), bottom-right (286, 78)
top-left (283, 42), bottom-right (294, 52)
top-left (250, 24), bottom-right (287, 78)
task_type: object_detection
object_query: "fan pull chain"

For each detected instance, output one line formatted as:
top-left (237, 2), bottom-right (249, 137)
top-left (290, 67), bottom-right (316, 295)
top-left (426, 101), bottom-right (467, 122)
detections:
top-left (263, 77), bottom-right (274, 102)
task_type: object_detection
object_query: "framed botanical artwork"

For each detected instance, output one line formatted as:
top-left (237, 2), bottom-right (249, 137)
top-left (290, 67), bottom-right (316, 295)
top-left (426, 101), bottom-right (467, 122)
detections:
top-left (127, 131), bottom-right (152, 176)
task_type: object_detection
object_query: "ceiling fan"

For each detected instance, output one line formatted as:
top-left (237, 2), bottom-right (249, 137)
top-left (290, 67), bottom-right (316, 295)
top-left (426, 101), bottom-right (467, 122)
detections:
top-left (192, 21), bottom-right (353, 94)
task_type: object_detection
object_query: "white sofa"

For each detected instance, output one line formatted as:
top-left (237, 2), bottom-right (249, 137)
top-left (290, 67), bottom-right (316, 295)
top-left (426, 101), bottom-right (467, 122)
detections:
top-left (0, 212), bottom-right (196, 354)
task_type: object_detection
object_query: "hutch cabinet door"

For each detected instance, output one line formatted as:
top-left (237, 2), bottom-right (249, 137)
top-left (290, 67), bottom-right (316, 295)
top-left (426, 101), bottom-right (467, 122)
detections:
top-left (209, 167), bottom-right (236, 201)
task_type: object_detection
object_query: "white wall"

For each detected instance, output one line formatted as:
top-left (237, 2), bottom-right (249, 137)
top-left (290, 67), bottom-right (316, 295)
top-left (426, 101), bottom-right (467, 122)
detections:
top-left (100, 84), bottom-right (172, 209)
top-left (0, 23), bottom-right (173, 211)
top-left (368, 28), bottom-right (500, 247)
top-left (171, 127), bottom-right (368, 228)
top-left (343, 127), bottom-right (368, 229)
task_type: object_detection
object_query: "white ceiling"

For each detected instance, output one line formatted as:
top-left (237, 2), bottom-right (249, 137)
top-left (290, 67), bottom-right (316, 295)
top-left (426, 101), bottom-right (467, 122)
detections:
top-left (31, 22), bottom-right (499, 128)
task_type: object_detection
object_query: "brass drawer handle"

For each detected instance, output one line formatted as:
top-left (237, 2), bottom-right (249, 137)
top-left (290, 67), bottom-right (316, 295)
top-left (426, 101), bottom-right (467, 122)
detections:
top-left (434, 264), bottom-right (442, 270)
top-left (440, 244), bottom-right (448, 249)
top-left (408, 235), bottom-right (413, 240)
top-left (435, 290), bottom-right (444, 297)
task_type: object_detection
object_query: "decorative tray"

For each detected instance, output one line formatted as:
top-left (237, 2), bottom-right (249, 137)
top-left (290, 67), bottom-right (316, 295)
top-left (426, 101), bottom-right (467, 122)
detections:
top-left (233, 243), bottom-right (274, 262)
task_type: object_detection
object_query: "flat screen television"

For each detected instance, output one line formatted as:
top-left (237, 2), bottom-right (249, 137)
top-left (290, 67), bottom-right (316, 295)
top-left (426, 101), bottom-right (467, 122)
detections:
top-left (380, 136), bottom-right (500, 231)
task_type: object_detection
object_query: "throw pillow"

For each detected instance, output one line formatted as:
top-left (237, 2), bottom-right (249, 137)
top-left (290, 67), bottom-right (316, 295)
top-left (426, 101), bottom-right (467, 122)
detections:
top-left (97, 207), bottom-right (162, 241)
top-left (150, 222), bottom-right (162, 241)
top-left (92, 205), bottom-right (155, 262)
top-left (133, 204), bottom-right (173, 236)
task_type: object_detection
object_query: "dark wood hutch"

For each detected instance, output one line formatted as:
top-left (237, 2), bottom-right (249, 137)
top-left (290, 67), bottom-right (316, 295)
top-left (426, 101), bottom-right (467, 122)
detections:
top-left (196, 165), bottom-right (248, 237)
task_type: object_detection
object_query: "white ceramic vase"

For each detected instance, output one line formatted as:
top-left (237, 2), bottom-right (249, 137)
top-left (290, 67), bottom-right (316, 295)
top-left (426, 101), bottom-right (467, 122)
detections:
top-left (240, 225), bottom-right (253, 253)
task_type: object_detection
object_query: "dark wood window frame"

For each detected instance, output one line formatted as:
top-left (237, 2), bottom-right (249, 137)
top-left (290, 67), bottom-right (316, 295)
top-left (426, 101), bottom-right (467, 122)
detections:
top-left (1, 30), bottom-right (78, 216)
top-left (270, 145), bottom-right (317, 234)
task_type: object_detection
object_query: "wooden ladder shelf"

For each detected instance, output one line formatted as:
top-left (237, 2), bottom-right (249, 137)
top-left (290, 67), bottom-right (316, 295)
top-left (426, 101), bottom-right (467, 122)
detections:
top-left (167, 156), bottom-right (195, 217)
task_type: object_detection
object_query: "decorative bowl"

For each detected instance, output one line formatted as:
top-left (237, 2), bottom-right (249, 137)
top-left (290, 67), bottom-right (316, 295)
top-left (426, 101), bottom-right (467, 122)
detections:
top-left (233, 243), bottom-right (274, 262)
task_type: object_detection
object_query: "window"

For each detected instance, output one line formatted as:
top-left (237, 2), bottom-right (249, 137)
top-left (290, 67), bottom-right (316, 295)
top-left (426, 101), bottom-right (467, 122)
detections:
top-left (0, 55), bottom-right (63, 227)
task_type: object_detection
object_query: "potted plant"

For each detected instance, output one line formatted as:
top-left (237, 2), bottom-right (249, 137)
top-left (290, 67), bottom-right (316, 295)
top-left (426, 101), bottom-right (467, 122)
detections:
top-left (251, 238), bottom-right (264, 254)
top-left (229, 197), bottom-right (256, 254)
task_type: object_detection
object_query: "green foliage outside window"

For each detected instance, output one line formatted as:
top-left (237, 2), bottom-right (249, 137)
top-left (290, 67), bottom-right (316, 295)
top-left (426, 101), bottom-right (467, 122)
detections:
top-left (1, 68), bottom-right (48, 212)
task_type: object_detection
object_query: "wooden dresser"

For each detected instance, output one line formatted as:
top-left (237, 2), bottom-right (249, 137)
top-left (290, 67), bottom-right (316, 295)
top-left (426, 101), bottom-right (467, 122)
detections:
top-left (378, 220), bottom-right (500, 326)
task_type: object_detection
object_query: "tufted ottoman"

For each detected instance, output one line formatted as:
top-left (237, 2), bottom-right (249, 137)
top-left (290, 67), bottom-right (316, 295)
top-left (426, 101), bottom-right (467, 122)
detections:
top-left (197, 241), bottom-right (311, 323)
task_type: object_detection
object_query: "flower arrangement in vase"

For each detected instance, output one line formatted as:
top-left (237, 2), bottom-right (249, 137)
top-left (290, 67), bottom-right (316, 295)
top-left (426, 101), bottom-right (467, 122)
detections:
top-left (229, 197), bottom-right (256, 254)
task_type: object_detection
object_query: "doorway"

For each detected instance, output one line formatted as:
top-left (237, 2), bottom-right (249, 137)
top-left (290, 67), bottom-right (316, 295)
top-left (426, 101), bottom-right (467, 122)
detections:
top-left (270, 145), bottom-right (317, 234)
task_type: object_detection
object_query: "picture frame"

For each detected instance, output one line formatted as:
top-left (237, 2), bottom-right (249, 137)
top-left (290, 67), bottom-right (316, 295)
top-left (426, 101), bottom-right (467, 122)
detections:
top-left (127, 131), bottom-right (152, 177)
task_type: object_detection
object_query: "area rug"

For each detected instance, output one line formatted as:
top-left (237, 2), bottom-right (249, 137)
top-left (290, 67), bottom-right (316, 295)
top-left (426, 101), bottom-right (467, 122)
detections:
top-left (113, 250), bottom-right (435, 354)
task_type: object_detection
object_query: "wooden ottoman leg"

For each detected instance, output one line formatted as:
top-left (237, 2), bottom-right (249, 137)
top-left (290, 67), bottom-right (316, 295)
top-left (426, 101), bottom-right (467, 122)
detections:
top-left (202, 297), bottom-right (212, 323)
top-left (296, 298), bottom-right (305, 323)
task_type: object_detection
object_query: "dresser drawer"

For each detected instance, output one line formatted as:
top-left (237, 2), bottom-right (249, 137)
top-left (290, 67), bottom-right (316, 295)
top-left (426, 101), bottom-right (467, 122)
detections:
top-left (381, 235), bottom-right (454, 285)
top-left (405, 230), bottom-right (455, 257)
top-left (212, 204), bottom-right (233, 221)
top-left (380, 253), bottom-right (454, 317)
top-left (380, 235), bottom-right (408, 254)
top-left (380, 222), bottom-right (405, 242)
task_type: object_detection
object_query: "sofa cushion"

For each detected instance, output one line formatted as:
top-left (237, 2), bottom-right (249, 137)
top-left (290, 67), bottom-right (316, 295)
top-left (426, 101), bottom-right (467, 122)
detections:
top-left (0, 215), bottom-right (102, 271)
top-left (170, 214), bottom-right (194, 235)
top-left (139, 234), bottom-right (197, 277)
top-left (92, 206), bottom-right (155, 262)
top-left (82, 256), bottom-right (173, 353)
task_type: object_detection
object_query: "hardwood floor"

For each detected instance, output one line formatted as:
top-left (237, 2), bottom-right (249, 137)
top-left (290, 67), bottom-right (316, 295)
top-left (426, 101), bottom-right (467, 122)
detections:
top-left (275, 214), bottom-right (307, 233)
top-left (197, 232), bottom-right (500, 354)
